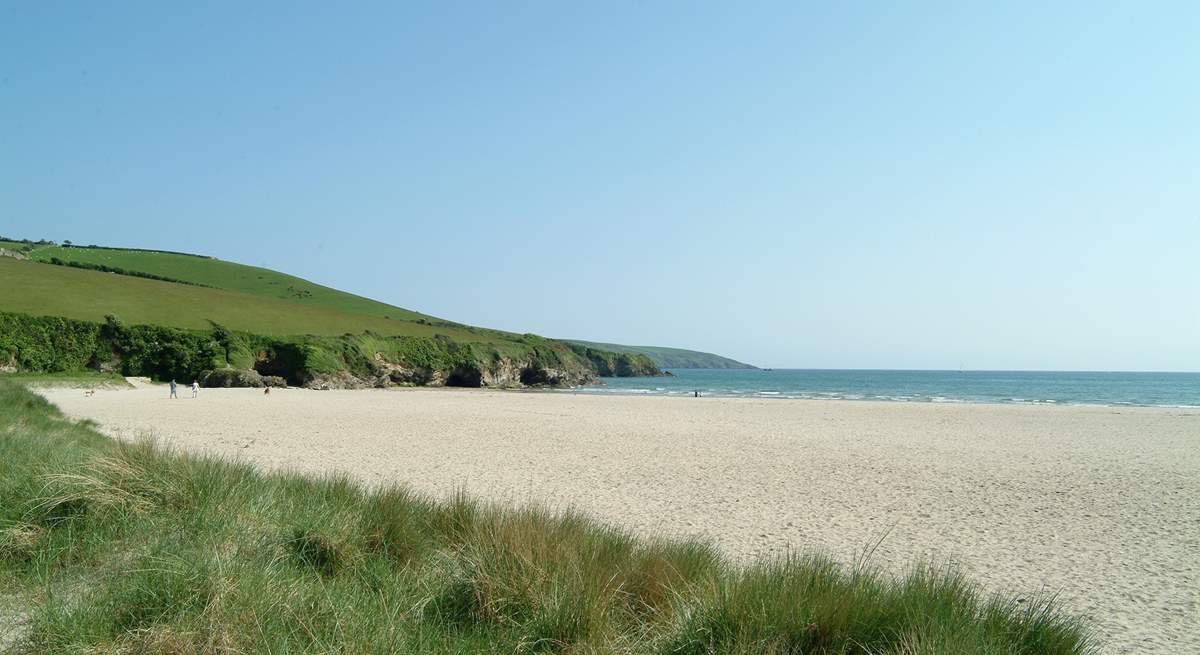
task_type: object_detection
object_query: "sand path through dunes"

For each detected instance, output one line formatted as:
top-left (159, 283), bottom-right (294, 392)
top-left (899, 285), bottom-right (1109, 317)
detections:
top-left (39, 387), bottom-right (1200, 654)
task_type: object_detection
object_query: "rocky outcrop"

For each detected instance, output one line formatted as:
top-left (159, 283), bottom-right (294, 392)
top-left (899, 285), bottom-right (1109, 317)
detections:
top-left (0, 309), bottom-right (663, 390)
top-left (481, 357), bottom-right (593, 388)
top-left (308, 353), bottom-right (599, 390)
top-left (305, 371), bottom-right (373, 390)
top-left (368, 353), bottom-right (443, 387)
top-left (200, 369), bottom-right (287, 388)
top-left (284, 343), bottom-right (643, 390)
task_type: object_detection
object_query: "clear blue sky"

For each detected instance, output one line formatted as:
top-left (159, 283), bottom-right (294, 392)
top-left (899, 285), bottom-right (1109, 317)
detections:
top-left (2, 2), bottom-right (1197, 371)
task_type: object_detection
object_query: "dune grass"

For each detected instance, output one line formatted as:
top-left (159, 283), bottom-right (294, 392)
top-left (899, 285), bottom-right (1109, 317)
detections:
top-left (0, 380), bottom-right (1095, 654)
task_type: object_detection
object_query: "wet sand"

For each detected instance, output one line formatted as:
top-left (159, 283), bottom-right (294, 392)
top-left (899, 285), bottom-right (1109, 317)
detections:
top-left (39, 385), bottom-right (1200, 654)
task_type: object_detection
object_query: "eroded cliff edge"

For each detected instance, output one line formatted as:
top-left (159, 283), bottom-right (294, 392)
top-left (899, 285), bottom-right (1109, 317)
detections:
top-left (1, 311), bottom-right (665, 389)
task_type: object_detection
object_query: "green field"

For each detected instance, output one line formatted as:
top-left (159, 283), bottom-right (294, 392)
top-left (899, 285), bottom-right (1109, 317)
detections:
top-left (28, 245), bottom-right (433, 323)
top-left (0, 257), bottom-right (500, 344)
top-left (0, 240), bottom-right (737, 385)
top-left (0, 252), bottom-right (660, 387)
top-left (0, 380), bottom-right (1094, 654)
top-left (3, 241), bottom-right (746, 369)
top-left (0, 238), bottom-right (49, 255)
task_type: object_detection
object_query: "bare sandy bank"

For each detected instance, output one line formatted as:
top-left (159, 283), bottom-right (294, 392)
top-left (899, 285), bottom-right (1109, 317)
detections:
top-left (38, 386), bottom-right (1200, 654)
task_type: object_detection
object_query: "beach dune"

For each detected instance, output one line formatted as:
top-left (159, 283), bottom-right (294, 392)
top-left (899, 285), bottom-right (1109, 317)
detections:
top-left (39, 386), bottom-right (1200, 654)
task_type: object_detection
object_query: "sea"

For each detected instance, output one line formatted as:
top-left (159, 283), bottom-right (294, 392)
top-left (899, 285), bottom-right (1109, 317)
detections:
top-left (576, 369), bottom-right (1200, 408)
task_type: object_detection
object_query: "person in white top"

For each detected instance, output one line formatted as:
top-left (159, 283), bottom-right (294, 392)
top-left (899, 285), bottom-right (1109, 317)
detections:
top-left (191, 381), bottom-right (199, 398)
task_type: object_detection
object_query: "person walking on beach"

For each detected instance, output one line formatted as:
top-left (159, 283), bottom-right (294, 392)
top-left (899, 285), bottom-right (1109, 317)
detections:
top-left (169, 379), bottom-right (178, 399)
top-left (191, 380), bottom-right (199, 398)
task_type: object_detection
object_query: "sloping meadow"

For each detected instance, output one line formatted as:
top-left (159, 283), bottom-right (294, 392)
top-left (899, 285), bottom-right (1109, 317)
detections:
top-left (0, 380), bottom-right (1094, 654)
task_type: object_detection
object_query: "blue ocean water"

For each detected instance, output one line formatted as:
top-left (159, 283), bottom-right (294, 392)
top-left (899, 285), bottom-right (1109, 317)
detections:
top-left (576, 369), bottom-right (1200, 408)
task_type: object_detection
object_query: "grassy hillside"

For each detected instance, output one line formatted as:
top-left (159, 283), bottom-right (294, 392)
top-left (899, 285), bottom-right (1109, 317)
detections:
top-left (0, 240), bottom-right (37, 253)
top-left (10, 241), bottom-right (749, 370)
top-left (3, 240), bottom-right (740, 385)
top-left (29, 245), bottom-right (433, 322)
top-left (0, 254), bottom-right (661, 387)
top-left (0, 380), bottom-right (1094, 654)
top-left (567, 340), bottom-right (755, 369)
top-left (0, 257), bottom-right (486, 343)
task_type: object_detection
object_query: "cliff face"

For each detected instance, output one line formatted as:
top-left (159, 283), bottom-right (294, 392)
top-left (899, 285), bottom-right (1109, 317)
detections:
top-left (244, 332), bottom-right (622, 390)
top-left (256, 334), bottom-right (668, 390)
top-left (308, 352), bottom-right (604, 390)
top-left (0, 311), bottom-right (663, 389)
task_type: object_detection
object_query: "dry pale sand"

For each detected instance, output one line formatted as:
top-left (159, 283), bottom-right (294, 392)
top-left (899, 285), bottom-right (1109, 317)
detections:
top-left (39, 385), bottom-right (1200, 654)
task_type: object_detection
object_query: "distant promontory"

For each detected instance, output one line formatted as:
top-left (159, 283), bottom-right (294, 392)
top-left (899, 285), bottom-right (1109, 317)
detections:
top-left (564, 340), bottom-right (755, 370)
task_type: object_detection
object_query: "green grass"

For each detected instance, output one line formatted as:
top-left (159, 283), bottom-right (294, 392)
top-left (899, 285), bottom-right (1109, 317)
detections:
top-left (0, 258), bottom-right (507, 345)
top-left (7, 241), bottom-right (743, 374)
top-left (0, 380), bottom-right (1095, 654)
top-left (0, 241), bottom-right (33, 253)
top-left (18, 243), bottom-right (744, 370)
top-left (28, 245), bottom-right (431, 322)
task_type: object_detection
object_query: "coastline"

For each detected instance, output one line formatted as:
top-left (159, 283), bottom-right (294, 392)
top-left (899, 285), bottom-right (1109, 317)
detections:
top-left (576, 368), bottom-right (1200, 409)
top-left (16, 372), bottom-right (1200, 410)
top-left (570, 384), bottom-right (1200, 409)
top-left (37, 385), bottom-right (1200, 654)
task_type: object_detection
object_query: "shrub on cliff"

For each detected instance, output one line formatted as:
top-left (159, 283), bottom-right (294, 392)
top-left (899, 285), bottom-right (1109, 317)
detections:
top-left (0, 310), bottom-right (653, 389)
top-left (0, 311), bottom-right (221, 381)
top-left (0, 313), bottom-right (104, 372)
top-left (570, 344), bottom-right (663, 378)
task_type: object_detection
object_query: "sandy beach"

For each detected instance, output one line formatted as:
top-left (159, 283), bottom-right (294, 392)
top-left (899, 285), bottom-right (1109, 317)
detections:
top-left (38, 386), bottom-right (1200, 654)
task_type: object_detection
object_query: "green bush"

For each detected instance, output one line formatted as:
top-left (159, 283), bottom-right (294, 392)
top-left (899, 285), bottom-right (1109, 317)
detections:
top-left (0, 311), bottom-right (220, 381)
top-left (0, 313), bottom-right (103, 372)
top-left (569, 344), bottom-right (661, 377)
top-left (1, 309), bottom-right (660, 388)
top-left (106, 321), bottom-right (222, 381)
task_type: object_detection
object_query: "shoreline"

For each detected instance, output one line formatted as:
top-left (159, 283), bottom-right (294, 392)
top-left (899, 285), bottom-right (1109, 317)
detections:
top-left (585, 368), bottom-right (1200, 409)
top-left (19, 374), bottom-right (1196, 411)
top-left (569, 385), bottom-right (1200, 410)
